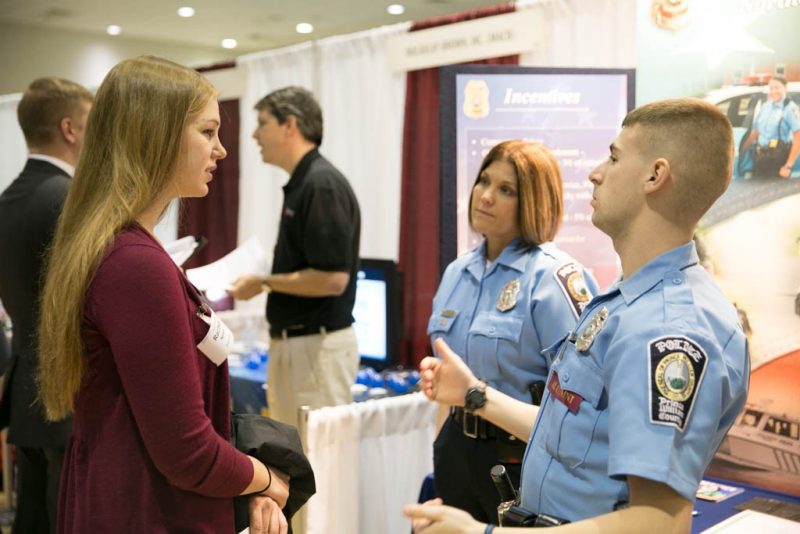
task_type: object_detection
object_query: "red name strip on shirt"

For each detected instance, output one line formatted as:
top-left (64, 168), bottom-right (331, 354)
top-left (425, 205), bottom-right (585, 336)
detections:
top-left (547, 372), bottom-right (583, 414)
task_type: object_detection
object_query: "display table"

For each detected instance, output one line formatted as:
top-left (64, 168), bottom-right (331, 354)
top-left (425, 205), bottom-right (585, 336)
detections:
top-left (417, 474), bottom-right (800, 532)
top-left (228, 358), bottom-right (268, 415)
top-left (692, 476), bottom-right (800, 533)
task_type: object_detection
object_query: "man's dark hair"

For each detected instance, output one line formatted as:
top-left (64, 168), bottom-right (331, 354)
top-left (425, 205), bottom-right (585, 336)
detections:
top-left (772, 75), bottom-right (788, 86)
top-left (255, 86), bottom-right (323, 145)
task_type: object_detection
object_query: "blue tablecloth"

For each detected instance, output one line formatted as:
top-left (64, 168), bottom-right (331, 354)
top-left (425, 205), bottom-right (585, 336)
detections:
top-left (692, 476), bottom-right (800, 533)
top-left (229, 359), bottom-right (268, 415)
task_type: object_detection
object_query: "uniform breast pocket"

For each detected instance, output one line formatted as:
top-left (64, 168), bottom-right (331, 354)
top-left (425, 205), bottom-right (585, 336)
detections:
top-left (467, 311), bottom-right (523, 381)
top-left (427, 310), bottom-right (459, 337)
top-left (543, 354), bottom-right (605, 469)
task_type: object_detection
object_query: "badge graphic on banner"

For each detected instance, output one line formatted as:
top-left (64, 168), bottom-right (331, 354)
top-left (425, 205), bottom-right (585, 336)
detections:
top-left (496, 279), bottom-right (520, 312)
top-left (463, 79), bottom-right (490, 119)
top-left (555, 263), bottom-right (592, 318)
top-left (575, 307), bottom-right (608, 352)
top-left (648, 335), bottom-right (707, 432)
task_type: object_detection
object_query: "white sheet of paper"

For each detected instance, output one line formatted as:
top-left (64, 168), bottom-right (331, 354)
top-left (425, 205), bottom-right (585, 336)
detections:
top-left (700, 509), bottom-right (800, 533)
top-left (164, 235), bottom-right (200, 267)
top-left (185, 236), bottom-right (267, 299)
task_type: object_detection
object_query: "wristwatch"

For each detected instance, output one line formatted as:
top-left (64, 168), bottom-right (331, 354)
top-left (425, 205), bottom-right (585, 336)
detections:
top-left (261, 278), bottom-right (272, 294)
top-left (464, 380), bottom-right (487, 412)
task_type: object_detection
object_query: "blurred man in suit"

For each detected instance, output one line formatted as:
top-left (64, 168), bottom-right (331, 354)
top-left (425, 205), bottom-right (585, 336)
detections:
top-left (0, 77), bottom-right (92, 534)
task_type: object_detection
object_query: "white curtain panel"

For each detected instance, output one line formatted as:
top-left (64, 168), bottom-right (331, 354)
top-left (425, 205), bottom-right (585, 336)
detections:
top-left (305, 393), bottom-right (438, 534)
top-left (316, 24), bottom-right (409, 262)
top-left (0, 93), bottom-right (27, 194)
top-left (517, 0), bottom-right (636, 68)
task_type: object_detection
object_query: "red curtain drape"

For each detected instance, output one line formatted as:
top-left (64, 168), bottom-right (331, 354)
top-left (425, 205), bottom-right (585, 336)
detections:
top-left (398, 4), bottom-right (519, 368)
top-left (178, 98), bottom-right (240, 269)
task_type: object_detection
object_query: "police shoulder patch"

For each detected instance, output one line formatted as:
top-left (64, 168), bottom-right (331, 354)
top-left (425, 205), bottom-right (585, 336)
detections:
top-left (648, 335), bottom-right (708, 432)
top-left (554, 263), bottom-right (592, 318)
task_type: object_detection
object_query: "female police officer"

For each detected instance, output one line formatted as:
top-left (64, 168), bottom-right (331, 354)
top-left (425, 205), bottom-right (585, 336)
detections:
top-left (427, 140), bottom-right (596, 523)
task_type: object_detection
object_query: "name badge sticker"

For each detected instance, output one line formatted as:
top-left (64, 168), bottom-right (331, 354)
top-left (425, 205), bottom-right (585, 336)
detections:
top-left (196, 309), bottom-right (234, 366)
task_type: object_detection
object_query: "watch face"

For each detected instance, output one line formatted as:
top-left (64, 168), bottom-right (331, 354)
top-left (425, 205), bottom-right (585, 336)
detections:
top-left (465, 384), bottom-right (487, 411)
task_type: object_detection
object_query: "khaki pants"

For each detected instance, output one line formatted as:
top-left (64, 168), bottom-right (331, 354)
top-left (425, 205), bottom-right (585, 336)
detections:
top-left (267, 326), bottom-right (360, 427)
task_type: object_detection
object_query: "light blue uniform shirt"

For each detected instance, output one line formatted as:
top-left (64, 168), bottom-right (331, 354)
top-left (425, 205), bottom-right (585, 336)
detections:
top-left (428, 239), bottom-right (598, 401)
top-left (754, 99), bottom-right (800, 146)
top-left (519, 242), bottom-right (749, 521)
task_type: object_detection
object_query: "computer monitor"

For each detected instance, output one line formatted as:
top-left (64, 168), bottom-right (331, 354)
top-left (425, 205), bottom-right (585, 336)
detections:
top-left (352, 258), bottom-right (401, 369)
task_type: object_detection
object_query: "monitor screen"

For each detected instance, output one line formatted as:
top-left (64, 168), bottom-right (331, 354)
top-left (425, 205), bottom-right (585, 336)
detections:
top-left (352, 258), bottom-right (400, 368)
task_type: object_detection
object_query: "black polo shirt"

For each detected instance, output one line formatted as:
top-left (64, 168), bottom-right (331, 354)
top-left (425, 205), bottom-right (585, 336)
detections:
top-left (266, 148), bottom-right (361, 332)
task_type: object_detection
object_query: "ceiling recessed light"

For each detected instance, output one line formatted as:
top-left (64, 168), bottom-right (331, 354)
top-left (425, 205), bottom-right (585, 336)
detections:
top-left (387, 4), bottom-right (405, 15)
top-left (221, 38), bottom-right (238, 49)
top-left (296, 22), bottom-right (314, 34)
top-left (177, 7), bottom-right (195, 18)
top-left (106, 25), bottom-right (122, 36)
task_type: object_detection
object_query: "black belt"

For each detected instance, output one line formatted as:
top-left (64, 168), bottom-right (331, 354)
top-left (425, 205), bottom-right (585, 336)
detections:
top-left (451, 407), bottom-right (505, 440)
top-left (269, 324), bottom-right (347, 339)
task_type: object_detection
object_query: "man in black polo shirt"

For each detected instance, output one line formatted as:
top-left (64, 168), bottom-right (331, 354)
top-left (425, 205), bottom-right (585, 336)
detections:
top-left (230, 86), bottom-right (361, 426)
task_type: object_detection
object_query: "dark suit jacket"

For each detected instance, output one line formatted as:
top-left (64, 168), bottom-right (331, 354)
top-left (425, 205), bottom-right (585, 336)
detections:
top-left (0, 158), bottom-right (72, 447)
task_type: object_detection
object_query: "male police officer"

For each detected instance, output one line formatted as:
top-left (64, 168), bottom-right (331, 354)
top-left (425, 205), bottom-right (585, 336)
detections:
top-left (404, 98), bottom-right (749, 534)
top-left (741, 76), bottom-right (800, 178)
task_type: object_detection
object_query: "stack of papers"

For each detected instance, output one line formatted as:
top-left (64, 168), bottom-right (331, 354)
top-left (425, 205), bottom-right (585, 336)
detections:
top-left (185, 237), bottom-right (268, 301)
top-left (696, 480), bottom-right (745, 502)
top-left (700, 510), bottom-right (800, 533)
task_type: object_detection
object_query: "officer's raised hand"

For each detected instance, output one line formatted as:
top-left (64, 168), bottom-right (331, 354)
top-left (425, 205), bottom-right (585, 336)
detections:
top-left (419, 338), bottom-right (480, 406)
top-left (403, 499), bottom-right (484, 534)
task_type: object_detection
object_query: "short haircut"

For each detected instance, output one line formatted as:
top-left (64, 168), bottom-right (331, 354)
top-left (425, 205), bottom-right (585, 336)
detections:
top-left (622, 98), bottom-right (733, 223)
top-left (771, 75), bottom-right (788, 86)
top-left (254, 86), bottom-right (323, 145)
top-left (468, 140), bottom-right (563, 246)
top-left (17, 77), bottom-right (93, 148)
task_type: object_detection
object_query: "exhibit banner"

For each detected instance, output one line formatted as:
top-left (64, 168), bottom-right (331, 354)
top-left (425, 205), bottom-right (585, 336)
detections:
top-left (439, 65), bottom-right (635, 289)
top-left (637, 0), bottom-right (800, 496)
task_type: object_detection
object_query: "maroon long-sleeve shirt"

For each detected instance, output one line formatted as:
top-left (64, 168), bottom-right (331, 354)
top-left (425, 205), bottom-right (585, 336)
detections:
top-left (57, 226), bottom-right (253, 533)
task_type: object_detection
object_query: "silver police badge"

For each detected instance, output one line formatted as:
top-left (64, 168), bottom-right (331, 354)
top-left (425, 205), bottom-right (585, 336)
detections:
top-left (575, 307), bottom-right (609, 352)
top-left (496, 280), bottom-right (521, 312)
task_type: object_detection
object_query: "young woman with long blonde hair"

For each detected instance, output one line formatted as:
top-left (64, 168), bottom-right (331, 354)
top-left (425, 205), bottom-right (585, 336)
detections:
top-left (38, 56), bottom-right (288, 534)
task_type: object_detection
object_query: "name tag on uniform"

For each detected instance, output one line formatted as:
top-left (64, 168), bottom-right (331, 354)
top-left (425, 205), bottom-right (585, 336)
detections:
top-left (196, 309), bottom-right (234, 366)
top-left (547, 372), bottom-right (583, 414)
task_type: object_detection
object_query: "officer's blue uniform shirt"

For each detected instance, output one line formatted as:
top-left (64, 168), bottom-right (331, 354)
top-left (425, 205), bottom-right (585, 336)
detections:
top-left (519, 242), bottom-right (750, 521)
top-left (754, 99), bottom-right (800, 145)
top-left (428, 238), bottom-right (598, 401)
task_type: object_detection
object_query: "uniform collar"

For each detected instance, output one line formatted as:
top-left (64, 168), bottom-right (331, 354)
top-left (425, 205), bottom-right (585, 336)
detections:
top-left (618, 241), bottom-right (699, 305)
top-left (283, 147), bottom-right (320, 192)
top-left (764, 99), bottom-right (787, 110)
top-left (465, 237), bottom-right (531, 280)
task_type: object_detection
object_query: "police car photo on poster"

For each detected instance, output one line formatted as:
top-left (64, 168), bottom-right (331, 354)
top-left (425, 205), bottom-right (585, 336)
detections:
top-left (636, 0), bottom-right (800, 496)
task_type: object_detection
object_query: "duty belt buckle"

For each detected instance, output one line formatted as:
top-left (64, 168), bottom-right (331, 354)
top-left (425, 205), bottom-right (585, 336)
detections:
top-left (463, 411), bottom-right (479, 438)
